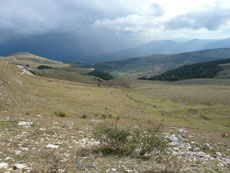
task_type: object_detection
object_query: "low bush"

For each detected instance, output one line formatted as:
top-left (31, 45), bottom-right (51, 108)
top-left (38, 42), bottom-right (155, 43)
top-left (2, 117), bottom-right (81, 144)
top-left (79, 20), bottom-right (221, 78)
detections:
top-left (101, 114), bottom-right (107, 119)
top-left (55, 112), bottom-right (66, 117)
top-left (93, 123), bottom-right (166, 157)
top-left (81, 114), bottom-right (88, 119)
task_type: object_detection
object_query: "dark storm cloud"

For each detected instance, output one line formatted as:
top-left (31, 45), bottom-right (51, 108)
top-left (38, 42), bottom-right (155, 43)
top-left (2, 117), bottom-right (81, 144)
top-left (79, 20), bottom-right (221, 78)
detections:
top-left (0, 0), bottom-right (134, 37)
top-left (165, 7), bottom-right (230, 30)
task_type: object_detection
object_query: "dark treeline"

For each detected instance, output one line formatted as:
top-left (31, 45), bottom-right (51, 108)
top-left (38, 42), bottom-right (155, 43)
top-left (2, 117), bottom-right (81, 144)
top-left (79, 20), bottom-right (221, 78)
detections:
top-left (88, 70), bottom-right (114, 80)
top-left (141, 58), bottom-right (230, 81)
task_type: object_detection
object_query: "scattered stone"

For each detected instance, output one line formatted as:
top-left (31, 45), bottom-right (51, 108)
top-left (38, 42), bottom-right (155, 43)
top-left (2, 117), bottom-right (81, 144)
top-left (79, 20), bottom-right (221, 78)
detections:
top-left (16, 65), bottom-right (33, 76)
top-left (17, 121), bottom-right (33, 127)
top-left (188, 109), bottom-right (198, 115)
top-left (46, 144), bottom-right (59, 149)
top-left (36, 114), bottom-right (42, 118)
top-left (161, 111), bottom-right (167, 116)
top-left (216, 152), bottom-right (222, 157)
top-left (178, 129), bottom-right (187, 134)
top-left (169, 134), bottom-right (182, 142)
top-left (13, 163), bottom-right (28, 170)
top-left (180, 143), bottom-right (191, 150)
top-left (193, 147), bottom-right (200, 152)
top-left (15, 150), bottom-right (22, 155)
top-left (203, 143), bottom-right (212, 149)
top-left (91, 119), bottom-right (103, 123)
top-left (0, 162), bottom-right (8, 169)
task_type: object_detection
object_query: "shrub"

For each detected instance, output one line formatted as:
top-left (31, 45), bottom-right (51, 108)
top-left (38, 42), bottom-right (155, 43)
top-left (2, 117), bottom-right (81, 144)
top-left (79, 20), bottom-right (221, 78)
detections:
top-left (81, 114), bottom-right (88, 119)
top-left (93, 123), bottom-right (166, 157)
top-left (101, 114), bottom-right (107, 119)
top-left (108, 114), bottom-right (112, 118)
top-left (55, 112), bottom-right (66, 117)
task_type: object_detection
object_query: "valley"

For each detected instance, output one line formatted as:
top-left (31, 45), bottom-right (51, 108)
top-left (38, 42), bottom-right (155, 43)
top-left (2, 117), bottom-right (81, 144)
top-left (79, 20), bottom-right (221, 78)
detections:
top-left (0, 53), bottom-right (230, 172)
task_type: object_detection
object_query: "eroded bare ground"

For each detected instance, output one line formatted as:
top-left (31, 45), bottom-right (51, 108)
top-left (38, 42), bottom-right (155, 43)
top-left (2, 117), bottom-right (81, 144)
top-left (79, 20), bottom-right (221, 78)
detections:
top-left (0, 112), bottom-right (229, 173)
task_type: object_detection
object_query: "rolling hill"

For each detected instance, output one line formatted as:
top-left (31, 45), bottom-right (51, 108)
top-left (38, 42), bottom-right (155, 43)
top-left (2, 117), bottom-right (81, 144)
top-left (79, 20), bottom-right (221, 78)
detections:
top-left (0, 52), bottom-right (112, 84)
top-left (94, 48), bottom-right (230, 78)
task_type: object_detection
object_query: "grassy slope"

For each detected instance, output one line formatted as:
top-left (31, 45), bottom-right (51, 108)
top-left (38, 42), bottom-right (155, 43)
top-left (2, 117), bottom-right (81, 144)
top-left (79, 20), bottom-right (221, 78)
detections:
top-left (0, 62), bottom-right (230, 132)
top-left (0, 52), bottom-right (67, 68)
top-left (0, 52), bottom-right (103, 84)
top-left (216, 63), bottom-right (230, 79)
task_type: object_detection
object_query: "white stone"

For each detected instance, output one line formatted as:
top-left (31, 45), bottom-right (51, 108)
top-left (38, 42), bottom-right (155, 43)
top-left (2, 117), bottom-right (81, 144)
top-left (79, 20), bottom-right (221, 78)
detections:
top-left (16, 65), bottom-right (33, 76)
top-left (169, 134), bottom-right (182, 142)
top-left (36, 114), bottom-right (42, 118)
top-left (0, 162), bottom-right (8, 169)
top-left (15, 150), bottom-right (22, 155)
top-left (216, 152), bottom-right (222, 157)
top-left (193, 147), bottom-right (200, 152)
top-left (46, 144), bottom-right (59, 149)
top-left (180, 143), bottom-right (191, 150)
top-left (13, 163), bottom-right (28, 170)
top-left (17, 121), bottom-right (33, 126)
top-left (178, 129), bottom-right (187, 134)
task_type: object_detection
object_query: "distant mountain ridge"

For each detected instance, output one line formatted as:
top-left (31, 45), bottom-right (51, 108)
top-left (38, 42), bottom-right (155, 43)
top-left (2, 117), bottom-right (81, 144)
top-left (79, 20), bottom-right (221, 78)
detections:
top-left (1, 38), bottom-right (230, 63)
top-left (90, 38), bottom-right (230, 63)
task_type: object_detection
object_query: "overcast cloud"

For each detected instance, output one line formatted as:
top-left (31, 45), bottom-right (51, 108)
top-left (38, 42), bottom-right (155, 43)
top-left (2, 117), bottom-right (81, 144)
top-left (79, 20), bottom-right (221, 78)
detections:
top-left (0, 0), bottom-right (230, 57)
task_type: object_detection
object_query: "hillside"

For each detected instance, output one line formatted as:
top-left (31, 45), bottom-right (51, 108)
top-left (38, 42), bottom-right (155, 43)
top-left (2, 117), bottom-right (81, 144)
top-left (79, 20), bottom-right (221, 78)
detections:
top-left (0, 52), bottom-right (111, 84)
top-left (146, 59), bottom-right (230, 81)
top-left (94, 48), bottom-right (230, 78)
top-left (0, 52), bottom-right (66, 68)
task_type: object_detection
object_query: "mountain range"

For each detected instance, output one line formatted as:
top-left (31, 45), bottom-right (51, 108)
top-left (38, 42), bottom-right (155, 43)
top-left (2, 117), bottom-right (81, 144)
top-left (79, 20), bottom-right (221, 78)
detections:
top-left (91, 38), bottom-right (230, 63)
top-left (1, 38), bottom-right (230, 63)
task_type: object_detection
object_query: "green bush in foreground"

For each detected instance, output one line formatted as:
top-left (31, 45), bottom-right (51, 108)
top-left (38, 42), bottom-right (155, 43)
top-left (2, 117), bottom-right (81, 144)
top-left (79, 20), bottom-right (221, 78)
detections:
top-left (93, 123), bottom-right (166, 156)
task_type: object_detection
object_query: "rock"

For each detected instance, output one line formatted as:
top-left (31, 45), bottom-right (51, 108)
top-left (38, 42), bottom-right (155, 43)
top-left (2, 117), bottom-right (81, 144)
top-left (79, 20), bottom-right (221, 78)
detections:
top-left (193, 147), bottom-right (200, 152)
top-left (16, 65), bottom-right (33, 76)
top-left (36, 114), bottom-right (42, 118)
top-left (91, 119), bottom-right (103, 123)
top-left (15, 150), bottom-right (22, 155)
top-left (197, 152), bottom-right (206, 158)
top-left (0, 162), bottom-right (8, 169)
top-left (169, 134), bottom-right (183, 142)
top-left (188, 109), bottom-right (198, 115)
top-left (216, 152), bottom-right (222, 157)
top-left (180, 143), bottom-right (191, 150)
top-left (17, 121), bottom-right (33, 127)
top-left (161, 111), bottom-right (167, 116)
top-left (203, 143), bottom-right (212, 149)
top-left (13, 163), bottom-right (28, 170)
top-left (46, 144), bottom-right (59, 149)
top-left (178, 129), bottom-right (187, 134)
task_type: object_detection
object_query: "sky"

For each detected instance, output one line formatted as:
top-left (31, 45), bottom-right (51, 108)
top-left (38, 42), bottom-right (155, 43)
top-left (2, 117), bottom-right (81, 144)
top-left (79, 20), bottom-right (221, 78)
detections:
top-left (0, 0), bottom-right (230, 58)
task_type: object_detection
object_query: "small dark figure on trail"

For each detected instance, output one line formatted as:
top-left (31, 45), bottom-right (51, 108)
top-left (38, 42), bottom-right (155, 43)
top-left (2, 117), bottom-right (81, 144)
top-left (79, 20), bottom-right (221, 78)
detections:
top-left (97, 83), bottom-right (101, 87)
